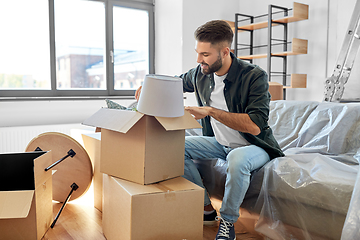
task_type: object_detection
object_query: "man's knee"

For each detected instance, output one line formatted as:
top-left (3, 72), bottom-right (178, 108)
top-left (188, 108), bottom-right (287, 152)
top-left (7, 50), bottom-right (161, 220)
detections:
top-left (226, 145), bottom-right (269, 175)
top-left (226, 147), bottom-right (253, 175)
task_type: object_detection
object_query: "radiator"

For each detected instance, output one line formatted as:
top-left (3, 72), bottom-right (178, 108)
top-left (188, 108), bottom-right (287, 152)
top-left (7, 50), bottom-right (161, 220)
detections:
top-left (0, 124), bottom-right (95, 153)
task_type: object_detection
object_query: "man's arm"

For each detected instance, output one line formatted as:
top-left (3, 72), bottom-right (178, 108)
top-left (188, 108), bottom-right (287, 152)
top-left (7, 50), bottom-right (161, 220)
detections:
top-left (185, 106), bottom-right (261, 136)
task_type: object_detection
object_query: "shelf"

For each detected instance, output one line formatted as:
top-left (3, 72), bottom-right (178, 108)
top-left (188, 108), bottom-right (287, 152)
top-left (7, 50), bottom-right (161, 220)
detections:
top-left (226, 2), bottom-right (308, 32)
top-left (238, 38), bottom-right (307, 60)
top-left (268, 74), bottom-right (306, 100)
top-left (270, 74), bottom-right (307, 89)
top-left (283, 73), bottom-right (307, 88)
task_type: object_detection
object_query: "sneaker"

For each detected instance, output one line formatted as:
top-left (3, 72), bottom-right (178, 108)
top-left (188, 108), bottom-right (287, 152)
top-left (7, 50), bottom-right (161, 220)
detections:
top-left (214, 216), bottom-right (236, 240)
top-left (204, 210), bottom-right (217, 226)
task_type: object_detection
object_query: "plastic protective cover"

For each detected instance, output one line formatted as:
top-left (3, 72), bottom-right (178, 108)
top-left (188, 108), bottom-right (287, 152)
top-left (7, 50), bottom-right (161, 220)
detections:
top-left (192, 100), bottom-right (360, 239)
top-left (269, 101), bottom-right (360, 164)
top-left (341, 168), bottom-right (360, 240)
top-left (254, 100), bottom-right (360, 239)
top-left (254, 154), bottom-right (358, 240)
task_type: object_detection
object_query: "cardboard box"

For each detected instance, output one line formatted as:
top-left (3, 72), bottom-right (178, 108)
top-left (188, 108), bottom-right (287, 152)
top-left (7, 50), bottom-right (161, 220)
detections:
top-left (0, 151), bottom-right (53, 240)
top-left (82, 132), bottom-right (102, 212)
top-left (83, 108), bottom-right (201, 185)
top-left (103, 175), bottom-right (204, 240)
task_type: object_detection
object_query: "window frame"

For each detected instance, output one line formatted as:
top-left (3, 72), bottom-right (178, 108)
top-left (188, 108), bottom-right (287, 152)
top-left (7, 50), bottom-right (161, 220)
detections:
top-left (0, 0), bottom-right (154, 98)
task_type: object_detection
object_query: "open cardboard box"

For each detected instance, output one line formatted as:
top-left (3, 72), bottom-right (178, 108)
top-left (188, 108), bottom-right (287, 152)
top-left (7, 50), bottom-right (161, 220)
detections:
top-left (0, 151), bottom-right (53, 240)
top-left (82, 132), bottom-right (102, 212)
top-left (83, 108), bottom-right (201, 185)
top-left (103, 175), bottom-right (204, 240)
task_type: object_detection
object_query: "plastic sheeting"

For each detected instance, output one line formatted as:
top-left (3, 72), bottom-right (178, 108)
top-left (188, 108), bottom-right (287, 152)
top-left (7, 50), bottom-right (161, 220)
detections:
top-left (341, 169), bottom-right (360, 240)
top-left (254, 154), bottom-right (358, 240)
top-left (256, 101), bottom-right (360, 239)
top-left (269, 101), bottom-right (360, 165)
top-left (192, 100), bottom-right (360, 239)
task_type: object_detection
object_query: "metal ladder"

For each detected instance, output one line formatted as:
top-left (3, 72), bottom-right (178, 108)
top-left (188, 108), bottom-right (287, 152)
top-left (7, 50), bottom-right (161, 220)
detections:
top-left (324, 0), bottom-right (360, 102)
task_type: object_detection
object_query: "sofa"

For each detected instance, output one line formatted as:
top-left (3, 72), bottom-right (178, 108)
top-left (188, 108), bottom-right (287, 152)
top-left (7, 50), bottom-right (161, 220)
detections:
top-left (191, 100), bottom-right (360, 240)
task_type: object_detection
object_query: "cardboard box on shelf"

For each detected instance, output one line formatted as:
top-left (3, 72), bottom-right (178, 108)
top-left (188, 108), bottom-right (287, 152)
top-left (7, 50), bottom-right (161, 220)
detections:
top-left (102, 175), bottom-right (204, 240)
top-left (82, 108), bottom-right (201, 185)
top-left (0, 151), bottom-right (53, 240)
top-left (82, 132), bottom-right (102, 212)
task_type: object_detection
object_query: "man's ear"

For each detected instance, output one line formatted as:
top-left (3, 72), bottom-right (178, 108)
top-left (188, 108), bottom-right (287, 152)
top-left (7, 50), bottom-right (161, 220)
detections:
top-left (222, 47), bottom-right (230, 57)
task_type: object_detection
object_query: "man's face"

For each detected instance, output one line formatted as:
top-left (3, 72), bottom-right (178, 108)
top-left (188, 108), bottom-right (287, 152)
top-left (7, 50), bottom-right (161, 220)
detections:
top-left (195, 41), bottom-right (223, 75)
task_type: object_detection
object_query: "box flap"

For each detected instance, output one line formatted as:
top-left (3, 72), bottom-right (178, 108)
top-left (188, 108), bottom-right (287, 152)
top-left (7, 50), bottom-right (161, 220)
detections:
top-left (0, 190), bottom-right (34, 219)
top-left (113, 177), bottom-right (202, 196)
top-left (157, 177), bottom-right (203, 192)
top-left (155, 110), bottom-right (202, 131)
top-left (113, 177), bottom-right (164, 196)
top-left (33, 151), bottom-right (53, 189)
top-left (82, 132), bottom-right (101, 141)
top-left (82, 108), bottom-right (144, 133)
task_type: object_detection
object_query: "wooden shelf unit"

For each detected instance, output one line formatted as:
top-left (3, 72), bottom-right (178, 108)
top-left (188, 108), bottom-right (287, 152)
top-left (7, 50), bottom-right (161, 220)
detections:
top-left (227, 2), bottom-right (309, 99)
top-left (238, 38), bottom-right (307, 60)
top-left (225, 2), bottom-right (308, 32)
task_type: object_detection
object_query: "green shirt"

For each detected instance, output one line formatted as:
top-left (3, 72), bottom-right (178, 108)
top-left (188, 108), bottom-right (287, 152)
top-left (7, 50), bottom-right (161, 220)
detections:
top-left (179, 52), bottom-right (284, 159)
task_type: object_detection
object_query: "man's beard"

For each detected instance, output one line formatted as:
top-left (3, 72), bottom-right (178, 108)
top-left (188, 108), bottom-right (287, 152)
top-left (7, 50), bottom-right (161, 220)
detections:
top-left (200, 54), bottom-right (222, 75)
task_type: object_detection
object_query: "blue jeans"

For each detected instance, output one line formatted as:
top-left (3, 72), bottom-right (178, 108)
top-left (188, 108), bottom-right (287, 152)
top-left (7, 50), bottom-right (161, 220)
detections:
top-left (183, 136), bottom-right (270, 223)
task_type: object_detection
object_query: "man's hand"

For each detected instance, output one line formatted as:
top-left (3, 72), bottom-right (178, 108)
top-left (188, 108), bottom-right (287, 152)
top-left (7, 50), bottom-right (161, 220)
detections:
top-left (186, 105), bottom-right (261, 135)
top-left (135, 86), bottom-right (142, 101)
top-left (185, 106), bottom-right (211, 120)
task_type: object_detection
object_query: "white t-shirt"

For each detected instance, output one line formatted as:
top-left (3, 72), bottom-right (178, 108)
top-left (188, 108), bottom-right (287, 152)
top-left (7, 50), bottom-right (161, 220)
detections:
top-left (209, 73), bottom-right (250, 148)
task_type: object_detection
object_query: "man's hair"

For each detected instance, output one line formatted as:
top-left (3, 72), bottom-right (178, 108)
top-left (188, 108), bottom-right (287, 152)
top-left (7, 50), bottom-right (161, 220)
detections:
top-left (194, 20), bottom-right (233, 48)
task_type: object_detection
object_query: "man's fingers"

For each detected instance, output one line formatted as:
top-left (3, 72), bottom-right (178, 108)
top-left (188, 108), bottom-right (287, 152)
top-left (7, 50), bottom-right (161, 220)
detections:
top-left (135, 86), bottom-right (142, 101)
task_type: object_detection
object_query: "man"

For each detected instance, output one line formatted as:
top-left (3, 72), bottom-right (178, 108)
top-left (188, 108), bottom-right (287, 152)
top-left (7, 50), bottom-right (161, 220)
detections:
top-left (136, 20), bottom-right (284, 240)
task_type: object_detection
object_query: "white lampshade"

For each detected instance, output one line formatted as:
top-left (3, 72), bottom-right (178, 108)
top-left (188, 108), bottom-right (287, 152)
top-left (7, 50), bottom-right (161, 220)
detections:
top-left (137, 74), bottom-right (184, 117)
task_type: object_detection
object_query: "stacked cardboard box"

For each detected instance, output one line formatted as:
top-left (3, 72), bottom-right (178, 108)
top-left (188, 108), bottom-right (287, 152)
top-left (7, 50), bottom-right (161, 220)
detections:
top-left (82, 132), bottom-right (102, 212)
top-left (0, 151), bottom-right (53, 240)
top-left (83, 108), bottom-right (204, 240)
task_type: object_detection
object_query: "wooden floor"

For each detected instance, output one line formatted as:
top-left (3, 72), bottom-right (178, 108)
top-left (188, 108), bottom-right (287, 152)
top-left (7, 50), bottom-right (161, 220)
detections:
top-left (42, 185), bottom-right (264, 240)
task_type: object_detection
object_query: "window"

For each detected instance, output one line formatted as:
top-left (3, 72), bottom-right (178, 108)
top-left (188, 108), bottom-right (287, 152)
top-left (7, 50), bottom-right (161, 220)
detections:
top-left (55, 0), bottom-right (106, 90)
top-left (113, 6), bottom-right (149, 91)
top-left (0, 0), bottom-right (51, 90)
top-left (0, 0), bottom-right (154, 98)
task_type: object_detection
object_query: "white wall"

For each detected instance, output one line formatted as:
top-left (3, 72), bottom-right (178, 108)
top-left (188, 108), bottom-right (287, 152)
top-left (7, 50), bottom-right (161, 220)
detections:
top-left (154, 0), bottom-right (183, 75)
top-left (328, 0), bottom-right (360, 100)
top-left (0, 100), bottom-right (103, 127)
top-left (0, 98), bottom-right (137, 128)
